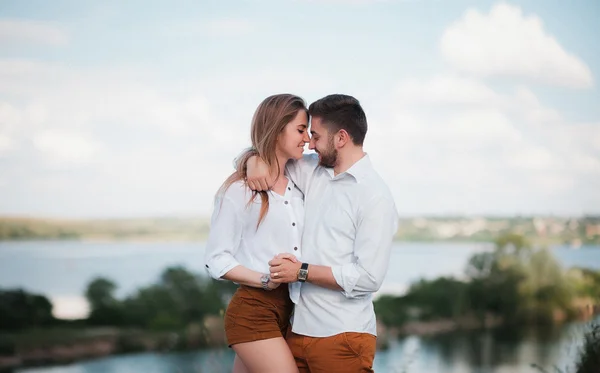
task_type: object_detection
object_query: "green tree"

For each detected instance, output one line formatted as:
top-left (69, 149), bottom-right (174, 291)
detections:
top-left (85, 278), bottom-right (118, 310)
top-left (116, 267), bottom-right (235, 330)
top-left (575, 323), bottom-right (600, 373)
top-left (373, 295), bottom-right (410, 327)
top-left (464, 235), bottom-right (529, 324)
top-left (85, 278), bottom-right (126, 326)
top-left (0, 289), bottom-right (54, 331)
top-left (404, 277), bottom-right (469, 320)
top-left (465, 233), bottom-right (576, 325)
top-left (519, 248), bottom-right (574, 323)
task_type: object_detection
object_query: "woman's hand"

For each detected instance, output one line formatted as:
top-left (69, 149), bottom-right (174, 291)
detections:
top-left (267, 278), bottom-right (281, 290)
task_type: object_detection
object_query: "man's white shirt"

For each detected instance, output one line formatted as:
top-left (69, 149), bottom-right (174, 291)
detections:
top-left (286, 153), bottom-right (399, 337)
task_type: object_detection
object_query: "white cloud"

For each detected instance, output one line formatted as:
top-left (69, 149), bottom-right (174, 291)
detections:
top-left (368, 74), bottom-right (600, 215)
top-left (0, 134), bottom-right (15, 154)
top-left (395, 75), bottom-right (560, 126)
top-left (33, 130), bottom-right (103, 166)
top-left (508, 145), bottom-right (557, 171)
top-left (0, 102), bottom-right (22, 132)
top-left (0, 19), bottom-right (68, 46)
top-left (0, 58), bottom-right (255, 216)
top-left (0, 59), bottom-right (65, 97)
top-left (0, 1), bottom-right (597, 218)
top-left (445, 109), bottom-right (523, 146)
top-left (0, 60), bottom-right (219, 139)
top-left (396, 74), bottom-right (504, 109)
top-left (0, 58), bottom-right (54, 76)
top-left (441, 2), bottom-right (593, 88)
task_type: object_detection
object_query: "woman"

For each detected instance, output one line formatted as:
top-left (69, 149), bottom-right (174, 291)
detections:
top-left (204, 94), bottom-right (309, 373)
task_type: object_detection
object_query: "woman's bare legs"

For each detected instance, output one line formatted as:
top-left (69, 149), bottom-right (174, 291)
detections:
top-left (232, 337), bottom-right (298, 373)
top-left (232, 354), bottom-right (250, 373)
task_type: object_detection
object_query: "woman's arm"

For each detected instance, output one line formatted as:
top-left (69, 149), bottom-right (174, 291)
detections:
top-left (204, 187), bottom-right (278, 289)
top-left (222, 265), bottom-right (278, 289)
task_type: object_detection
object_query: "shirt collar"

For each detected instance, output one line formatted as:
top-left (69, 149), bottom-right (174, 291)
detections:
top-left (326, 153), bottom-right (371, 183)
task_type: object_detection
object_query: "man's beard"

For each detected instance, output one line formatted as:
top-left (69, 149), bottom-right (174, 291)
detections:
top-left (317, 136), bottom-right (338, 168)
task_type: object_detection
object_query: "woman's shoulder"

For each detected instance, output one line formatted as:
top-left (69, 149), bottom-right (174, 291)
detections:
top-left (217, 180), bottom-right (254, 204)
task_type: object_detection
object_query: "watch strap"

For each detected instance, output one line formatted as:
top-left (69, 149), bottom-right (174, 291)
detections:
top-left (298, 263), bottom-right (309, 282)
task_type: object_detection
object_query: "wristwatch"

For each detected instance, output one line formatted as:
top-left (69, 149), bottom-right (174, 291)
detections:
top-left (297, 263), bottom-right (309, 282)
top-left (260, 273), bottom-right (272, 291)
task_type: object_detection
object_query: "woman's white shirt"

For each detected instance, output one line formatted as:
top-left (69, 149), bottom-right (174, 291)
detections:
top-left (204, 179), bottom-right (304, 279)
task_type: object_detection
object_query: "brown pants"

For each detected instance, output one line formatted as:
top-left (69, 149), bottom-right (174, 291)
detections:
top-left (287, 330), bottom-right (376, 373)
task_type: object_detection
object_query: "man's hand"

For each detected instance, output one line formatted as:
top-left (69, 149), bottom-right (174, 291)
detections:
top-left (247, 156), bottom-right (275, 191)
top-left (268, 253), bottom-right (301, 283)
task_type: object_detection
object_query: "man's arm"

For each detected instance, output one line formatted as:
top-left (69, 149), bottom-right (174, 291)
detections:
top-left (268, 255), bottom-right (342, 291)
top-left (283, 154), bottom-right (319, 194)
top-left (232, 148), bottom-right (272, 191)
top-left (268, 194), bottom-right (398, 296)
top-left (330, 194), bottom-right (399, 298)
top-left (239, 153), bottom-right (319, 194)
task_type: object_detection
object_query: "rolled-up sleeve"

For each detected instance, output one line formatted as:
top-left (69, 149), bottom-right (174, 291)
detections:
top-left (204, 194), bottom-right (243, 280)
top-left (332, 195), bottom-right (399, 299)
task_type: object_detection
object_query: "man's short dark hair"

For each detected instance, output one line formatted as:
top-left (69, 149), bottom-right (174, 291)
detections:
top-left (308, 94), bottom-right (367, 145)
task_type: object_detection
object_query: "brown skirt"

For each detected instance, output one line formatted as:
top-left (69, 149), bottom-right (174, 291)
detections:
top-left (224, 284), bottom-right (293, 347)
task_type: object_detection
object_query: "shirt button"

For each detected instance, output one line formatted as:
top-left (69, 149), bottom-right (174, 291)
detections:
top-left (205, 264), bottom-right (209, 268)
top-left (288, 187), bottom-right (291, 191)
top-left (292, 222), bottom-right (296, 226)
top-left (284, 201), bottom-right (289, 205)
top-left (294, 247), bottom-right (298, 251)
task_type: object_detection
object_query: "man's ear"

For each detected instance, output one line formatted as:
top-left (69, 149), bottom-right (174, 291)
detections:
top-left (337, 129), bottom-right (351, 148)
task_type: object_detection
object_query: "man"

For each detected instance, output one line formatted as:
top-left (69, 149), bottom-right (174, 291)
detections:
top-left (245, 94), bottom-right (398, 372)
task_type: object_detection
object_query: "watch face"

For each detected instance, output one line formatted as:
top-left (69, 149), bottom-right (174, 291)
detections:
top-left (299, 269), bottom-right (308, 279)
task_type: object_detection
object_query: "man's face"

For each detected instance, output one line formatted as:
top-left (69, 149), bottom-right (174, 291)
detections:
top-left (309, 117), bottom-right (338, 168)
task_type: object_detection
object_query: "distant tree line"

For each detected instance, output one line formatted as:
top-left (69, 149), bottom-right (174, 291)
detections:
top-left (0, 218), bottom-right (211, 241)
top-left (375, 234), bottom-right (600, 328)
top-left (0, 266), bottom-right (236, 334)
top-left (84, 266), bottom-right (236, 330)
top-left (0, 290), bottom-right (55, 332)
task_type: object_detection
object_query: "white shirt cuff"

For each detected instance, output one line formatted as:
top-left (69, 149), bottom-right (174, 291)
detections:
top-left (331, 263), bottom-right (360, 297)
top-left (205, 255), bottom-right (240, 280)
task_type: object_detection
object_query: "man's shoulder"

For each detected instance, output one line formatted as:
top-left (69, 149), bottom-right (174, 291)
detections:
top-left (356, 169), bottom-right (396, 212)
top-left (362, 168), bottom-right (393, 194)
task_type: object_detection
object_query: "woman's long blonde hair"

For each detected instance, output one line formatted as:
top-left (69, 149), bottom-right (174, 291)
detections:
top-left (218, 94), bottom-right (307, 228)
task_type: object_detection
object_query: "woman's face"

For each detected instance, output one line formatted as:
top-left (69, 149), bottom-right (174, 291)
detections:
top-left (277, 110), bottom-right (310, 160)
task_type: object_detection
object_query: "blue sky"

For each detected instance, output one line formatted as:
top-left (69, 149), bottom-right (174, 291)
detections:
top-left (0, 0), bottom-right (599, 217)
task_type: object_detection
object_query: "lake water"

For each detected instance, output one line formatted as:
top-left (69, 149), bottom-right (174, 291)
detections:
top-left (11, 317), bottom-right (600, 373)
top-left (1, 241), bottom-right (599, 373)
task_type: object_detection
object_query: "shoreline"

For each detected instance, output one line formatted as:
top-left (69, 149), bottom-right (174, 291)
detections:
top-left (2, 215), bottom-right (598, 246)
top-left (0, 237), bottom-right (591, 246)
top-left (3, 312), bottom-right (599, 372)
